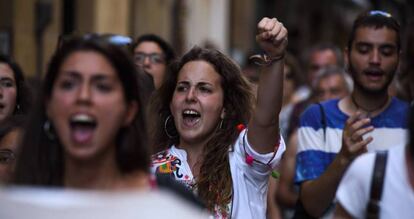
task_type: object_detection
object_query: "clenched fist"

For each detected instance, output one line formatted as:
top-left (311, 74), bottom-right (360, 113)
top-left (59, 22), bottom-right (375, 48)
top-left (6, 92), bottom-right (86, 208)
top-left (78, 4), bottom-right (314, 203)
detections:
top-left (256, 17), bottom-right (288, 58)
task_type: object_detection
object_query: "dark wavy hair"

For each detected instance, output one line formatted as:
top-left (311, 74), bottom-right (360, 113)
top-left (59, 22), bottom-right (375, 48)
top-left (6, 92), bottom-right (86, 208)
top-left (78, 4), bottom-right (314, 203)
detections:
top-left (0, 115), bottom-right (26, 139)
top-left (0, 55), bottom-right (31, 116)
top-left (149, 46), bottom-right (254, 211)
top-left (13, 36), bottom-right (150, 186)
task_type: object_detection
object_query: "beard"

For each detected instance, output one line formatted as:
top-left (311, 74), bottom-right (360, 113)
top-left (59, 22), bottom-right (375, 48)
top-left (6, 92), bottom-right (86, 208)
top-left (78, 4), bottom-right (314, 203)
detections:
top-left (347, 61), bottom-right (396, 95)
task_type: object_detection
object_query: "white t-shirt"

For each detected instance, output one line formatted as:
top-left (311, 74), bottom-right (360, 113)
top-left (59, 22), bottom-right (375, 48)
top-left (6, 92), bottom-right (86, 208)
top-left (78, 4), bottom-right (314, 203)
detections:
top-left (336, 144), bottom-right (414, 219)
top-left (0, 187), bottom-right (210, 219)
top-left (151, 129), bottom-right (286, 219)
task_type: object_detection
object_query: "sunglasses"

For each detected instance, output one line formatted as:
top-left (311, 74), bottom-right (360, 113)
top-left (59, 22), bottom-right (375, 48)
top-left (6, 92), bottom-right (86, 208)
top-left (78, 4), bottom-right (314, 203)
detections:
top-left (358, 10), bottom-right (400, 28)
top-left (57, 33), bottom-right (133, 51)
top-left (0, 149), bottom-right (15, 164)
top-left (368, 10), bottom-right (393, 18)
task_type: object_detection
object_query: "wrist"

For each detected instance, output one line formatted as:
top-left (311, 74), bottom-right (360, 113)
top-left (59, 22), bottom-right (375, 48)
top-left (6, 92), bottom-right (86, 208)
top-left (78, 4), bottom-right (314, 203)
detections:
top-left (249, 53), bottom-right (285, 66)
top-left (336, 153), bottom-right (352, 167)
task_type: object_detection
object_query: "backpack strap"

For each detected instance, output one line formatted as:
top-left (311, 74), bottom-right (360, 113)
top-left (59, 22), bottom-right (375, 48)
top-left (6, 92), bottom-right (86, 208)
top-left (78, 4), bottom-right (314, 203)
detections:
top-left (366, 151), bottom-right (388, 219)
top-left (316, 103), bottom-right (326, 142)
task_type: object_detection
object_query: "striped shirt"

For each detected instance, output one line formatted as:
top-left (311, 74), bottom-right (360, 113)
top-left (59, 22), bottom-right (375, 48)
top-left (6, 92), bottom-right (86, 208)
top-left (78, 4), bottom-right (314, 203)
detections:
top-left (295, 97), bottom-right (409, 184)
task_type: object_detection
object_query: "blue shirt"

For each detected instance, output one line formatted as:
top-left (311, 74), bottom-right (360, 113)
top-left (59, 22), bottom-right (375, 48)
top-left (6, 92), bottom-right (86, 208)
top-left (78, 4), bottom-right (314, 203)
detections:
top-left (295, 97), bottom-right (409, 183)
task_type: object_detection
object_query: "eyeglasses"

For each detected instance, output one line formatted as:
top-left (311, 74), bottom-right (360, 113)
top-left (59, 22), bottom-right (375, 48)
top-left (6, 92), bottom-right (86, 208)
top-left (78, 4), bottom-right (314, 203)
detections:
top-left (101, 35), bottom-right (132, 46)
top-left (0, 149), bottom-right (15, 164)
top-left (134, 52), bottom-right (165, 65)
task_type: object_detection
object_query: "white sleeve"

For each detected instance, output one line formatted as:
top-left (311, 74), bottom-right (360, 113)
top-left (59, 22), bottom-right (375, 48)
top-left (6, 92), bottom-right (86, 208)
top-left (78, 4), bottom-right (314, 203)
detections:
top-left (336, 153), bottom-right (375, 219)
top-left (232, 129), bottom-right (286, 181)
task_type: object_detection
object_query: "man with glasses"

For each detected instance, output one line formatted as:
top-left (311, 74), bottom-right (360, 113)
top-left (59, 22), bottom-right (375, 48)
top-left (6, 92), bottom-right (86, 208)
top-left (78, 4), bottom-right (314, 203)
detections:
top-left (132, 34), bottom-right (175, 89)
top-left (295, 10), bottom-right (409, 218)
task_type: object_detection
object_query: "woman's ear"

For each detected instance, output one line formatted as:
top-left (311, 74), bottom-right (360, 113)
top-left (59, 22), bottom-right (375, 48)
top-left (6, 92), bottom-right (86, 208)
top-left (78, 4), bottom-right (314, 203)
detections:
top-left (123, 101), bottom-right (138, 126)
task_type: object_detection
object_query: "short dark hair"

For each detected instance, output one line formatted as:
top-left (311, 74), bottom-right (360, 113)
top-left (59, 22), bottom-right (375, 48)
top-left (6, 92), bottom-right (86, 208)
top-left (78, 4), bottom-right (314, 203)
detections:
top-left (0, 55), bottom-right (31, 115)
top-left (13, 36), bottom-right (150, 186)
top-left (132, 34), bottom-right (176, 65)
top-left (347, 10), bottom-right (401, 52)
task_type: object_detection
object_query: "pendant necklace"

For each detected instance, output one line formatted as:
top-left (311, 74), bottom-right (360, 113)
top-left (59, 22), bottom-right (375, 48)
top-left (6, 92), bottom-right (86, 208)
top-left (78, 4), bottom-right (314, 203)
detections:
top-left (350, 94), bottom-right (390, 118)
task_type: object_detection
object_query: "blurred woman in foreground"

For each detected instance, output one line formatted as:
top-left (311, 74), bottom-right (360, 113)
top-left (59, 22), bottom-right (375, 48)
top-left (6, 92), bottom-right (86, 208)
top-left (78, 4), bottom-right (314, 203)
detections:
top-left (13, 36), bottom-right (150, 189)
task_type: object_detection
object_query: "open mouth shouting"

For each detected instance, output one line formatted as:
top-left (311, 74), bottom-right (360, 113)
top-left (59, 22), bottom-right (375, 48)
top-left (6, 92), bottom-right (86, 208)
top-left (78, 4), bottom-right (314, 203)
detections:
top-left (182, 109), bottom-right (201, 128)
top-left (69, 114), bottom-right (97, 144)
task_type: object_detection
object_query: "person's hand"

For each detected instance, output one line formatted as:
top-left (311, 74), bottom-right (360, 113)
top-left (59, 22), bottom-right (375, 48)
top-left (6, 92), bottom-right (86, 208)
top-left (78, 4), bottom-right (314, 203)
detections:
top-left (339, 112), bottom-right (374, 164)
top-left (256, 17), bottom-right (288, 58)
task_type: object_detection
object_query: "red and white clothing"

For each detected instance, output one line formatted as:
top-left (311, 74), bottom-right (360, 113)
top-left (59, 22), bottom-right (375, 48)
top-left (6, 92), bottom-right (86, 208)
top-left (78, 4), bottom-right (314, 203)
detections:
top-left (151, 129), bottom-right (286, 219)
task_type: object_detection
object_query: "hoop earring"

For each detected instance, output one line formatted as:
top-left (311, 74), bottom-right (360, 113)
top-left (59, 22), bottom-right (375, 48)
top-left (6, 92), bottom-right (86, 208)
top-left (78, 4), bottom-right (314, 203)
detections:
top-left (164, 115), bottom-right (178, 139)
top-left (14, 104), bottom-right (21, 114)
top-left (219, 119), bottom-right (224, 130)
top-left (43, 120), bottom-right (56, 140)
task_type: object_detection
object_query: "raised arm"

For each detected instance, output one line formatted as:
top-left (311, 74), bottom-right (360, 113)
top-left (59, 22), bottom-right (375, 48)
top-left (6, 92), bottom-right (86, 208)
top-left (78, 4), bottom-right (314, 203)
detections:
top-left (247, 17), bottom-right (288, 154)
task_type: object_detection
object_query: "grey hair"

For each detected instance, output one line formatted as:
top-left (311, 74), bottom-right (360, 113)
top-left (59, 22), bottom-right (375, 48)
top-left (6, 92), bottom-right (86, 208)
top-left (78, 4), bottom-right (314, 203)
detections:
top-left (312, 65), bottom-right (353, 92)
top-left (303, 42), bottom-right (344, 68)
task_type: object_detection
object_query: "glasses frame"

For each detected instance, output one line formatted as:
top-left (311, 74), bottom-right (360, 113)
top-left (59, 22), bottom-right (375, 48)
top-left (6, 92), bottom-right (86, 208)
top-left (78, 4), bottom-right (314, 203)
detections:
top-left (133, 52), bottom-right (166, 65)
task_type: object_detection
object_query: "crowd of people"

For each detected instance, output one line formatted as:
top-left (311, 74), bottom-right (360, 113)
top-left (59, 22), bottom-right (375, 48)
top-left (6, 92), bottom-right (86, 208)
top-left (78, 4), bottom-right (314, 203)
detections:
top-left (0, 10), bottom-right (413, 219)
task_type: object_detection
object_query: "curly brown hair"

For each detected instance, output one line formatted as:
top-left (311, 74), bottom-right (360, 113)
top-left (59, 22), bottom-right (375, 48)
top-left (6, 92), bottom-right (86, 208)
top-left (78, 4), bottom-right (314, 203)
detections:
top-left (149, 46), bottom-right (254, 212)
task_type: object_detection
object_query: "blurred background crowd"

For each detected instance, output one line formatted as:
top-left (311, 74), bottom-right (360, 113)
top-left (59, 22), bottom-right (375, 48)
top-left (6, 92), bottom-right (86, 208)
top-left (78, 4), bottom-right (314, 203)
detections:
top-left (1, 1), bottom-right (414, 219)
top-left (1, 0), bottom-right (414, 79)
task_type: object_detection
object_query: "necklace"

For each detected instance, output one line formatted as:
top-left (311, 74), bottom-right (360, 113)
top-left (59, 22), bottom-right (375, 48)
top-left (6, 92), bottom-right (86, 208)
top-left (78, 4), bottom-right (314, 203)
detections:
top-left (350, 94), bottom-right (390, 117)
